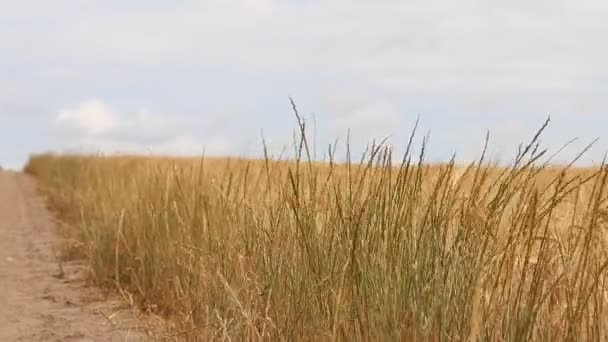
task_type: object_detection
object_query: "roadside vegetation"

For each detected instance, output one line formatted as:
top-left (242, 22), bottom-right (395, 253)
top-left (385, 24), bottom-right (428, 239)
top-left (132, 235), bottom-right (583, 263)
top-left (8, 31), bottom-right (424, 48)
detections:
top-left (25, 108), bottom-right (608, 341)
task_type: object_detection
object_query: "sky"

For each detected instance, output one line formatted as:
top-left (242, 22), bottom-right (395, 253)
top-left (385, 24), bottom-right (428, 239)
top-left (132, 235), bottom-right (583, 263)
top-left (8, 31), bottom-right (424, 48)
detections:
top-left (1, 0), bottom-right (607, 170)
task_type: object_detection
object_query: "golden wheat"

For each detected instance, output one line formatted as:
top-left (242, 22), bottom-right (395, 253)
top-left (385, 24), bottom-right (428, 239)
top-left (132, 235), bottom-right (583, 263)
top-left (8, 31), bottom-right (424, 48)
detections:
top-left (25, 123), bottom-right (608, 341)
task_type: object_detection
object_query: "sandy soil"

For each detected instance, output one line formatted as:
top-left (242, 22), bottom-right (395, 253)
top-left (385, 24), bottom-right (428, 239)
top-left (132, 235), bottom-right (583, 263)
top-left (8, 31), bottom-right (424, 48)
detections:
top-left (0, 171), bottom-right (149, 341)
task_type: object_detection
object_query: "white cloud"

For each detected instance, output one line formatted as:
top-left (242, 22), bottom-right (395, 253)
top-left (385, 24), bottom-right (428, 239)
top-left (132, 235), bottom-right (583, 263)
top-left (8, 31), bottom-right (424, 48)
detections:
top-left (56, 100), bottom-right (119, 136)
top-left (55, 100), bottom-right (184, 143)
top-left (331, 101), bottom-right (401, 139)
top-left (53, 99), bottom-right (242, 157)
top-left (55, 99), bottom-right (181, 151)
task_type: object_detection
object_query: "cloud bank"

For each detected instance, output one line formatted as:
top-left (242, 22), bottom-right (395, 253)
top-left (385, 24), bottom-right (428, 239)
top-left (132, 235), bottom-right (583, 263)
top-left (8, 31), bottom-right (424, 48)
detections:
top-left (1, 0), bottom-right (607, 167)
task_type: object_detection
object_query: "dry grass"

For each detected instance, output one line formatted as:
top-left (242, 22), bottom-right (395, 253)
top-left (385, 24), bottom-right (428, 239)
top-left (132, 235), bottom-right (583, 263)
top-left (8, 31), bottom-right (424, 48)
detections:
top-left (24, 114), bottom-right (608, 341)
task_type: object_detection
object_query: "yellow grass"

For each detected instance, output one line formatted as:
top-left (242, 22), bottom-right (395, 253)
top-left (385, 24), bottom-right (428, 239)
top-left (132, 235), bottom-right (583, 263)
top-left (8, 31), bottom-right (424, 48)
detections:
top-left (24, 117), bottom-right (608, 341)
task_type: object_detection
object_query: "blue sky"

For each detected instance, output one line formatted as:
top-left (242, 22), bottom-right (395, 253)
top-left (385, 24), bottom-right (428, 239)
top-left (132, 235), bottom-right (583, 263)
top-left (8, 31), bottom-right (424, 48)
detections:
top-left (1, 0), bottom-right (607, 169)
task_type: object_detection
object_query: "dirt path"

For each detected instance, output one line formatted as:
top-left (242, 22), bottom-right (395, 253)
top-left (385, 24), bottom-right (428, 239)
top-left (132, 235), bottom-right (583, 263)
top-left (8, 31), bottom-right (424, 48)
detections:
top-left (0, 171), bottom-right (148, 341)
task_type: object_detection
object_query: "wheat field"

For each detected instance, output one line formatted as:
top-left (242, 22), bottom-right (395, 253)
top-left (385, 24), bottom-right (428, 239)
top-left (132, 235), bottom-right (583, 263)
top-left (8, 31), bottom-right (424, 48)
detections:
top-left (24, 118), bottom-right (608, 341)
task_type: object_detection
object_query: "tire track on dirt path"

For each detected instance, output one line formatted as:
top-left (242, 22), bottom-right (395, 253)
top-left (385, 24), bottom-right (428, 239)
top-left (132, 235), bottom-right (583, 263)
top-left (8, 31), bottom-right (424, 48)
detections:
top-left (0, 171), bottom-right (149, 341)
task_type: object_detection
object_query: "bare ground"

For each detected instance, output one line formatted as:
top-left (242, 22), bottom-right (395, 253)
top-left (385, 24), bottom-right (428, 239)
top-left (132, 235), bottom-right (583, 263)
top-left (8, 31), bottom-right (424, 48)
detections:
top-left (0, 171), bottom-right (150, 341)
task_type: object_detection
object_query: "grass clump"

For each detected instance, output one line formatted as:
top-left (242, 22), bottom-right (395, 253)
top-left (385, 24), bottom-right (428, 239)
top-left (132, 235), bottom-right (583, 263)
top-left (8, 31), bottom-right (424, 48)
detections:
top-left (25, 111), bottom-right (608, 341)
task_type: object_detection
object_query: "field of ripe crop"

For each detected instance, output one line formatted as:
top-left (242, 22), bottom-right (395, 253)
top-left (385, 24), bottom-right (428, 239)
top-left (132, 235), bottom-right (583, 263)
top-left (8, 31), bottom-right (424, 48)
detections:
top-left (25, 123), bottom-right (608, 341)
